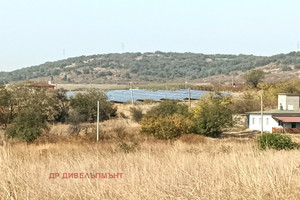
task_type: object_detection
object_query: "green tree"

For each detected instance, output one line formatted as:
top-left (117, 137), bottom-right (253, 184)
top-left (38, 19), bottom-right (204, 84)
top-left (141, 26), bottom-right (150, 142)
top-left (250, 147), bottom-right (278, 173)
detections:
top-left (244, 69), bottom-right (265, 88)
top-left (8, 81), bottom-right (59, 123)
top-left (51, 89), bottom-right (70, 123)
top-left (70, 89), bottom-right (116, 122)
top-left (192, 93), bottom-right (233, 137)
top-left (6, 108), bottom-right (48, 142)
top-left (0, 86), bottom-right (14, 127)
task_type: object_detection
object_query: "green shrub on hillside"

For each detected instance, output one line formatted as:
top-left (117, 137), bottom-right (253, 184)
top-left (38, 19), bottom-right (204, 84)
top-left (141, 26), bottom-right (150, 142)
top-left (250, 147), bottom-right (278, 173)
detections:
top-left (257, 132), bottom-right (299, 150)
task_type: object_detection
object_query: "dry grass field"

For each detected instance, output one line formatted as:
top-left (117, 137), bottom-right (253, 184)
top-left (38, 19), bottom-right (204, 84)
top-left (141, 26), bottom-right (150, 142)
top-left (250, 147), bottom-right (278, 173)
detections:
top-left (1, 121), bottom-right (300, 200)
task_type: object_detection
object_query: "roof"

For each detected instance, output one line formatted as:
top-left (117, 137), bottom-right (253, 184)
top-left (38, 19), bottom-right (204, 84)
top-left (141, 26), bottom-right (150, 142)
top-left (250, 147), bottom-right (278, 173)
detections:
top-left (246, 109), bottom-right (300, 116)
top-left (273, 116), bottom-right (300, 122)
top-left (34, 82), bottom-right (55, 88)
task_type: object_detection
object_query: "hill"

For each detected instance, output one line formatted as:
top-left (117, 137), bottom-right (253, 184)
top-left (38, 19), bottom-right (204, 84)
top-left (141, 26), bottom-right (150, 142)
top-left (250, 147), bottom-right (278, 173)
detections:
top-left (1, 51), bottom-right (300, 84)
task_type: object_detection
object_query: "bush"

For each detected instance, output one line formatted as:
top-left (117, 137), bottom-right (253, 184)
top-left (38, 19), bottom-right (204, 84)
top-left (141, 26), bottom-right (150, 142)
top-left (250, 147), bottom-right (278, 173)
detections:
top-left (70, 89), bottom-right (117, 122)
top-left (192, 94), bottom-right (233, 137)
top-left (146, 100), bottom-right (190, 118)
top-left (66, 110), bottom-right (86, 134)
top-left (257, 132), bottom-right (299, 150)
top-left (140, 114), bottom-right (193, 140)
top-left (129, 107), bottom-right (143, 122)
top-left (6, 109), bottom-right (48, 142)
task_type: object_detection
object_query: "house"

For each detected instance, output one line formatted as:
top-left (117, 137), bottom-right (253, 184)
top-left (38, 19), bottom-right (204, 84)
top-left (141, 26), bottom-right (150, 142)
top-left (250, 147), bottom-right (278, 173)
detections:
top-left (246, 94), bottom-right (300, 133)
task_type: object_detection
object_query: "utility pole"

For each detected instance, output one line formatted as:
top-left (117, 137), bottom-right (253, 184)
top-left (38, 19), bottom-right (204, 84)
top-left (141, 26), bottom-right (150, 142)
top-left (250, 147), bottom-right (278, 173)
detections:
top-left (165, 73), bottom-right (168, 90)
top-left (188, 88), bottom-right (191, 108)
top-left (260, 91), bottom-right (263, 134)
top-left (97, 101), bottom-right (100, 141)
top-left (130, 82), bottom-right (134, 105)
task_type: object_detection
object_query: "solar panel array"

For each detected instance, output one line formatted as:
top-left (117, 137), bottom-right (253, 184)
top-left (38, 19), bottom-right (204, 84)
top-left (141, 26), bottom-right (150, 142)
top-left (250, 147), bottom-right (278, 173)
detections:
top-left (66, 89), bottom-right (229, 103)
top-left (107, 89), bottom-right (211, 102)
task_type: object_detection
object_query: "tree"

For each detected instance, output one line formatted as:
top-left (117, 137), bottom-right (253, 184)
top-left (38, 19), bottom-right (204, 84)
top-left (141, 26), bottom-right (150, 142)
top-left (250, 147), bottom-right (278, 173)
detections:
top-left (70, 89), bottom-right (116, 122)
top-left (7, 81), bottom-right (59, 123)
top-left (6, 108), bottom-right (48, 142)
top-left (244, 69), bottom-right (265, 88)
top-left (0, 86), bottom-right (14, 127)
top-left (51, 89), bottom-right (70, 123)
top-left (192, 93), bottom-right (233, 137)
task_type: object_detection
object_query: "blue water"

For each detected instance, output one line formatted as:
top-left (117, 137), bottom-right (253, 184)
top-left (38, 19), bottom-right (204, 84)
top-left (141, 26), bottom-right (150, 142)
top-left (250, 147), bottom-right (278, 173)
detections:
top-left (66, 89), bottom-right (228, 103)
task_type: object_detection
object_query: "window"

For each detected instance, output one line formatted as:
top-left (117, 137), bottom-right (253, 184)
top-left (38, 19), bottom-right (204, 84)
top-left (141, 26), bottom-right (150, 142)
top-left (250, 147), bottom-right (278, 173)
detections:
top-left (266, 118), bottom-right (269, 125)
top-left (259, 118), bottom-right (261, 125)
top-left (252, 118), bottom-right (255, 125)
top-left (292, 122), bottom-right (296, 128)
top-left (288, 105), bottom-right (294, 111)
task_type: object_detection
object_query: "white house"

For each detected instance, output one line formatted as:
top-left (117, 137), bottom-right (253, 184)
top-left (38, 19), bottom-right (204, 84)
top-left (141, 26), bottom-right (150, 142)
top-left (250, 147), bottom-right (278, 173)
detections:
top-left (246, 94), bottom-right (300, 133)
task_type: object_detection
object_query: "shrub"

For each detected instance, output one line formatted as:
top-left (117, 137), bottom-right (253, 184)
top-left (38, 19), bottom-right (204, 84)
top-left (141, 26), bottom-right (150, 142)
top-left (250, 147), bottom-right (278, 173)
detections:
top-left (146, 100), bottom-right (190, 118)
top-left (192, 94), bottom-right (233, 137)
top-left (244, 69), bottom-right (265, 88)
top-left (140, 114), bottom-right (193, 140)
top-left (129, 107), bottom-right (143, 122)
top-left (70, 89), bottom-right (117, 122)
top-left (6, 109), bottom-right (48, 142)
top-left (66, 110), bottom-right (86, 134)
top-left (257, 132), bottom-right (299, 150)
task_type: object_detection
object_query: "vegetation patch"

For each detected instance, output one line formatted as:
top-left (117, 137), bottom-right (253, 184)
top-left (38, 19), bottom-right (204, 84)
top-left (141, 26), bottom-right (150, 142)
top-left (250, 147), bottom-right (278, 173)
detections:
top-left (257, 132), bottom-right (300, 150)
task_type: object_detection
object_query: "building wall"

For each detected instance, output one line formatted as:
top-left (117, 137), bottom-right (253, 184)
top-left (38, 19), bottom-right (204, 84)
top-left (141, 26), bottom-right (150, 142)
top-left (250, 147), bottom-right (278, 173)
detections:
top-left (286, 96), bottom-right (299, 111)
top-left (249, 114), bottom-right (280, 132)
top-left (278, 95), bottom-right (286, 110)
top-left (278, 95), bottom-right (299, 111)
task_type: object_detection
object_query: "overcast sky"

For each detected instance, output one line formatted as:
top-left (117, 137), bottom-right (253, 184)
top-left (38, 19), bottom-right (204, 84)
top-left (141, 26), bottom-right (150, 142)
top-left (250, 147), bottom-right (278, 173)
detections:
top-left (1, 0), bottom-right (300, 72)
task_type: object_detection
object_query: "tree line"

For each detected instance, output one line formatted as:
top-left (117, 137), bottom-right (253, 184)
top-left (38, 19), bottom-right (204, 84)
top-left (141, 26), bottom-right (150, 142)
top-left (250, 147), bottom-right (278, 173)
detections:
top-left (0, 82), bottom-right (116, 141)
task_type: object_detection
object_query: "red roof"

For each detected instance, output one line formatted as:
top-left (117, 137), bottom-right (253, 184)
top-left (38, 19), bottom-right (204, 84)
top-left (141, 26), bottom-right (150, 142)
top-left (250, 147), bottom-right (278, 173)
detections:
top-left (34, 82), bottom-right (55, 88)
top-left (273, 116), bottom-right (300, 122)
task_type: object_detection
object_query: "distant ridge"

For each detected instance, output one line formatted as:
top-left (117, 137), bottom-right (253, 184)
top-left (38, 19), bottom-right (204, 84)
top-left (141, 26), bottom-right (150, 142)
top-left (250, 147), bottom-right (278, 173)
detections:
top-left (1, 51), bottom-right (300, 84)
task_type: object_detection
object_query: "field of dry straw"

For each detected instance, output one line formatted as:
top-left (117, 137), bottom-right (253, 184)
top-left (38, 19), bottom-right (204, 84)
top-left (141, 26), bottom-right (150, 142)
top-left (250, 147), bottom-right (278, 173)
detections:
top-left (0, 119), bottom-right (300, 200)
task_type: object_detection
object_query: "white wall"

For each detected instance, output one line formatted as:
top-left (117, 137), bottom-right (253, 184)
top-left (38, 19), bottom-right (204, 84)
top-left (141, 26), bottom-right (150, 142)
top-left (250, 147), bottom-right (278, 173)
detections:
top-left (249, 114), bottom-right (280, 132)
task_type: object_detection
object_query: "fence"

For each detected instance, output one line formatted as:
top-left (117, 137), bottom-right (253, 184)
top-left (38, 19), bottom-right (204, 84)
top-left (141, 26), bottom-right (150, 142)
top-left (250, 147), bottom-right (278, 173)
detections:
top-left (272, 127), bottom-right (300, 134)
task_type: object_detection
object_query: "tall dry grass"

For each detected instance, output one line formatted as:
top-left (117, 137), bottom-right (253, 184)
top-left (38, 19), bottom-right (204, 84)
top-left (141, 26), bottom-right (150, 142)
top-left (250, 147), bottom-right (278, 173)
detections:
top-left (0, 134), bottom-right (300, 200)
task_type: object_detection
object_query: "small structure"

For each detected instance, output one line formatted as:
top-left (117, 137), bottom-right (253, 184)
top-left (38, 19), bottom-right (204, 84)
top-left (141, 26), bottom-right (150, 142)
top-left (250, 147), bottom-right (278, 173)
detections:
top-left (33, 81), bottom-right (55, 90)
top-left (246, 94), bottom-right (300, 133)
